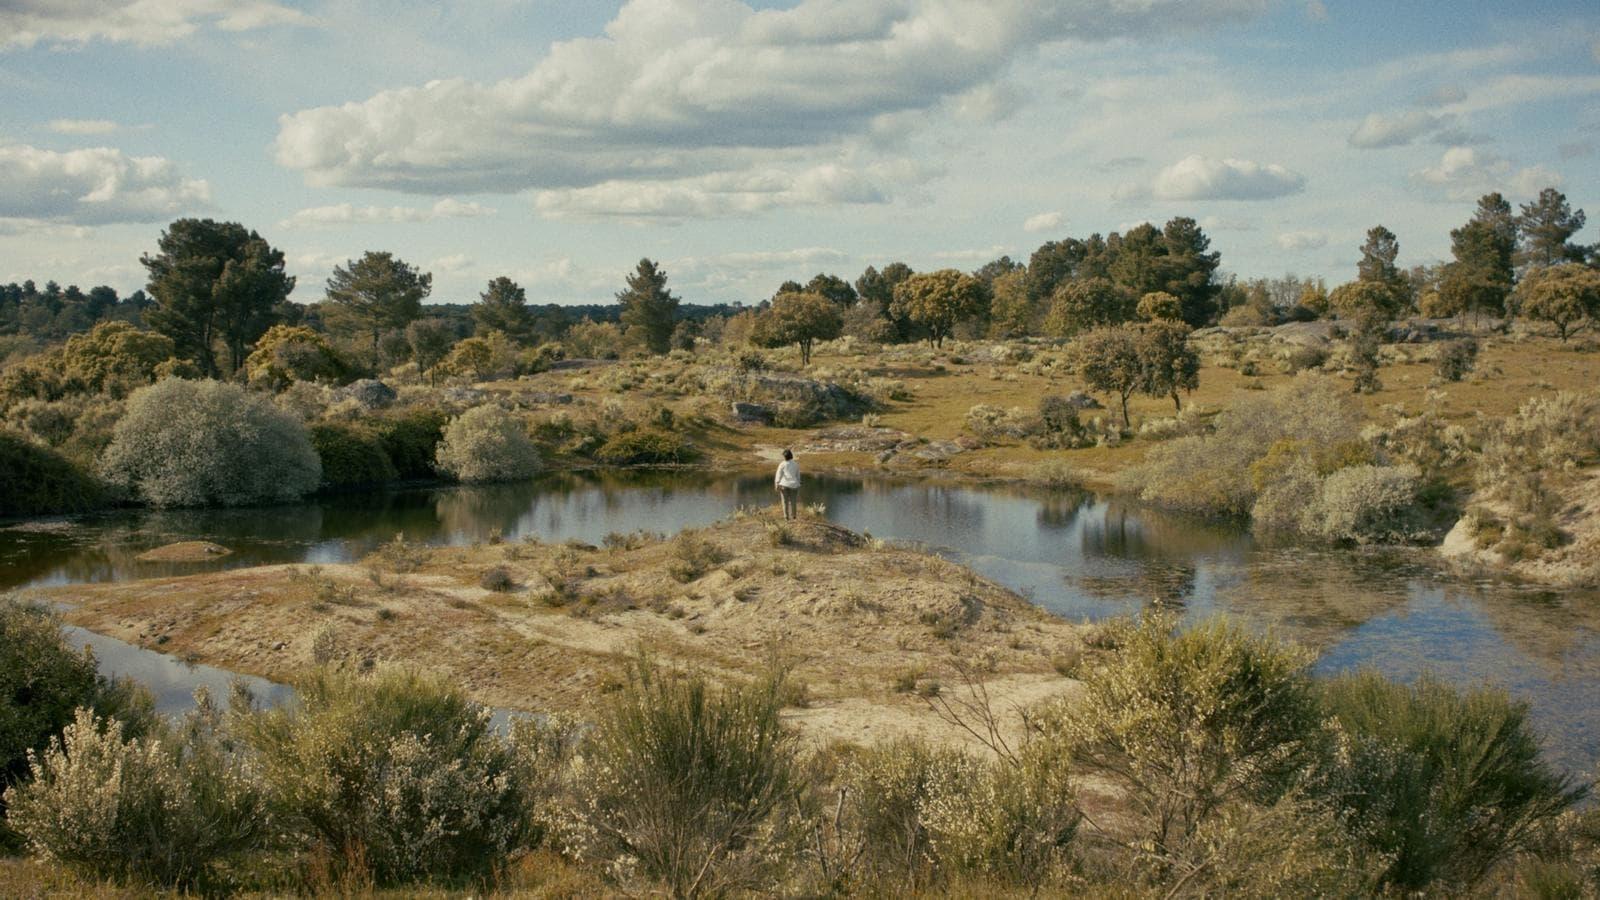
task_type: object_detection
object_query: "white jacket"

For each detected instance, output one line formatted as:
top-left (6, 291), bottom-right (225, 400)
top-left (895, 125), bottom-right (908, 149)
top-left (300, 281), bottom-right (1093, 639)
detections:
top-left (774, 459), bottom-right (800, 489)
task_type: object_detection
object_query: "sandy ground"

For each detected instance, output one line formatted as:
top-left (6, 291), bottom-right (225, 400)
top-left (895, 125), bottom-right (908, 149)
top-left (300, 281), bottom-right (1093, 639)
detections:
top-left (33, 514), bottom-right (1090, 753)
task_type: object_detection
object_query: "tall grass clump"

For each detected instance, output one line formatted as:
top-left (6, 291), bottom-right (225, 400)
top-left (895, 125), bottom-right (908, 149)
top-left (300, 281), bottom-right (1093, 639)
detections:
top-left (1034, 615), bottom-right (1324, 859)
top-left (99, 378), bottom-right (320, 507)
top-left (5, 703), bottom-right (265, 891)
top-left (237, 665), bottom-right (529, 886)
top-left (434, 404), bottom-right (541, 484)
top-left (1321, 671), bottom-right (1582, 891)
top-left (572, 657), bottom-right (802, 898)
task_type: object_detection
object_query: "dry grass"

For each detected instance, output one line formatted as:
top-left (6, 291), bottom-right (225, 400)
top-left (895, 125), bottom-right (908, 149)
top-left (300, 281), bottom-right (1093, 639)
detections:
top-left (36, 515), bottom-right (1088, 754)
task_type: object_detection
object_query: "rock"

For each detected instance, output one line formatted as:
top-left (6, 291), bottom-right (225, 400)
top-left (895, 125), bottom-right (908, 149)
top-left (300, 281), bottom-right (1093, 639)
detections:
top-left (731, 401), bottom-right (774, 424)
top-left (1063, 391), bottom-right (1103, 410)
top-left (912, 440), bottom-right (966, 462)
top-left (804, 426), bottom-right (912, 453)
top-left (442, 386), bottom-right (486, 404)
top-left (136, 541), bottom-right (232, 563)
top-left (337, 379), bottom-right (396, 410)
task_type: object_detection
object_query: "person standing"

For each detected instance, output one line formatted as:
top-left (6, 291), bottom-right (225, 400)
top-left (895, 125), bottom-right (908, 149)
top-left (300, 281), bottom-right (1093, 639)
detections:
top-left (774, 449), bottom-right (800, 521)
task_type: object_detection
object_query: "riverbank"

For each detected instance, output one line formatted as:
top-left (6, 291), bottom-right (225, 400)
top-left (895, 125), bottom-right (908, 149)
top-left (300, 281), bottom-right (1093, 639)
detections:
top-left (33, 514), bottom-right (1089, 752)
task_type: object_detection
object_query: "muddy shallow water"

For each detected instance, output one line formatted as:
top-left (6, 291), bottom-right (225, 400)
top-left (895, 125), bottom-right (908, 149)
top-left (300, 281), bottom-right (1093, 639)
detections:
top-left (5, 470), bottom-right (1598, 775)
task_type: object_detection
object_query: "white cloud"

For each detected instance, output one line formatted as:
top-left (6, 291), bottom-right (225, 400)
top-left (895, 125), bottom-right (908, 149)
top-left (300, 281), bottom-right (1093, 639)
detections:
top-left (1199, 215), bottom-right (1254, 231)
top-left (2, 0), bottom-right (314, 51)
top-left (1304, 1), bottom-right (1327, 22)
top-left (47, 118), bottom-right (119, 135)
top-left (279, 198), bottom-right (494, 228)
top-left (1413, 146), bottom-right (1562, 201)
top-left (1276, 230), bottom-right (1327, 251)
top-left (1348, 110), bottom-right (1447, 149)
top-left (0, 142), bottom-right (211, 224)
top-left (930, 245), bottom-right (1012, 263)
top-left (430, 253), bottom-right (473, 274)
top-left (1151, 155), bottom-right (1305, 201)
top-left (273, 0), bottom-right (1272, 215)
top-left (532, 164), bottom-right (893, 222)
top-left (1023, 211), bottom-right (1063, 232)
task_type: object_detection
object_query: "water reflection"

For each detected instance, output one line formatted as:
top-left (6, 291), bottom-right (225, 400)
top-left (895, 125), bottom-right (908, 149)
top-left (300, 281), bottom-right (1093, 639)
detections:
top-left (5, 471), bottom-right (1599, 775)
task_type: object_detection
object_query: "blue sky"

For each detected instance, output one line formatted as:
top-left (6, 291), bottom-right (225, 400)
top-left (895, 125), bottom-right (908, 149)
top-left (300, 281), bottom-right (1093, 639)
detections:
top-left (2, 0), bottom-right (1597, 306)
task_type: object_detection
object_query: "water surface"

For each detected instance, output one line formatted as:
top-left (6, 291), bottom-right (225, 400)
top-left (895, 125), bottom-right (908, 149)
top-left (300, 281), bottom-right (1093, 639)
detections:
top-left (6, 471), bottom-right (1597, 775)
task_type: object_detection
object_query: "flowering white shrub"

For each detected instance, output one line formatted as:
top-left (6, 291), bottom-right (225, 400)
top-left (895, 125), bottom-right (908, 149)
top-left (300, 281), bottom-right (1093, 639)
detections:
top-left (434, 403), bottom-right (541, 484)
top-left (238, 666), bottom-right (529, 884)
top-left (1316, 464), bottom-right (1422, 544)
top-left (6, 707), bottom-right (265, 889)
top-left (99, 377), bottom-right (320, 507)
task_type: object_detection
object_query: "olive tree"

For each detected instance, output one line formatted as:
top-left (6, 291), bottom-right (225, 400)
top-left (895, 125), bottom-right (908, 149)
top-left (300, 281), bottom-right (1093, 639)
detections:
top-left (99, 378), bottom-right (321, 507)
top-left (1137, 322), bottom-right (1200, 412)
top-left (889, 269), bottom-right (986, 348)
top-left (750, 291), bottom-right (842, 365)
top-left (1071, 325), bottom-right (1143, 427)
top-left (1516, 262), bottom-right (1600, 341)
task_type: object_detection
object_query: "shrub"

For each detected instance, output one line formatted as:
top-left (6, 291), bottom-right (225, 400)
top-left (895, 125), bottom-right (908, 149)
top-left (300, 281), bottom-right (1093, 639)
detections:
top-left (244, 325), bottom-right (348, 390)
top-left (238, 666), bottom-right (529, 885)
top-left (593, 429), bottom-right (693, 465)
top-left (920, 742), bottom-right (1078, 886)
top-left (840, 739), bottom-right (950, 887)
top-left (435, 404), bottom-right (541, 484)
top-left (1283, 344), bottom-right (1327, 373)
top-left (479, 565), bottom-right (514, 592)
top-left (964, 404), bottom-right (1037, 444)
top-left (574, 659), bottom-right (801, 897)
top-left (370, 408), bottom-right (446, 480)
top-left (1034, 615), bottom-right (1323, 856)
top-left (0, 430), bottom-right (105, 517)
top-left (60, 321), bottom-right (175, 397)
top-left (1321, 672), bottom-right (1581, 891)
top-left (1315, 464), bottom-right (1422, 543)
top-left (6, 707), bottom-right (266, 890)
top-left (310, 422), bottom-right (398, 490)
top-left (667, 532), bottom-right (730, 582)
top-left (1434, 338), bottom-right (1478, 382)
top-left (99, 378), bottom-right (321, 508)
top-left (1129, 374), bottom-right (1362, 518)
top-left (1, 600), bottom-right (153, 813)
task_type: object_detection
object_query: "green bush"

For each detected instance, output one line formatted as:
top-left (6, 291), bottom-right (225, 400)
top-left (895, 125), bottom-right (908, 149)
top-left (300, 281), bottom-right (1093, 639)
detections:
top-left (919, 742), bottom-right (1078, 887)
top-left (1, 600), bottom-right (153, 804)
top-left (238, 665), bottom-right (529, 885)
top-left (667, 532), bottom-right (730, 582)
top-left (1321, 671), bottom-right (1581, 891)
top-left (593, 429), bottom-right (694, 465)
top-left (99, 378), bottom-right (321, 508)
top-left (309, 422), bottom-right (398, 490)
top-left (0, 430), bottom-right (105, 517)
top-left (370, 408), bottom-right (446, 480)
top-left (6, 705), bottom-right (265, 890)
top-left (1128, 374), bottom-right (1364, 518)
top-left (1434, 338), bottom-right (1478, 382)
top-left (434, 404), bottom-right (541, 484)
top-left (1033, 615), bottom-right (1323, 856)
top-left (574, 658), bottom-right (801, 897)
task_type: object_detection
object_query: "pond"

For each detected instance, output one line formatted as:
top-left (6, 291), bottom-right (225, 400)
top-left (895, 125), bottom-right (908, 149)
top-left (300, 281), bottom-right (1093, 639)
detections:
top-left (5, 470), bottom-right (1599, 776)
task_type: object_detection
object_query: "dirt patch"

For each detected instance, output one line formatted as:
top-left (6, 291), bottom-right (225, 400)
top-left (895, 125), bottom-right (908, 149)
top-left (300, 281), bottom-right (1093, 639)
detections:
top-left (37, 515), bottom-right (1089, 751)
top-left (135, 541), bottom-right (233, 563)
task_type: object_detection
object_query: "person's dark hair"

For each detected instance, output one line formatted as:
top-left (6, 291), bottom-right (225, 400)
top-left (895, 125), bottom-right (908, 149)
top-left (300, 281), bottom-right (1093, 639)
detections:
top-left (782, 449), bottom-right (793, 461)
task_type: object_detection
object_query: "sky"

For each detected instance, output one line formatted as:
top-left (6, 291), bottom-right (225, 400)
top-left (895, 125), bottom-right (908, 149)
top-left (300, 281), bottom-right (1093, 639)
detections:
top-left (2, 0), bottom-right (1598, 307)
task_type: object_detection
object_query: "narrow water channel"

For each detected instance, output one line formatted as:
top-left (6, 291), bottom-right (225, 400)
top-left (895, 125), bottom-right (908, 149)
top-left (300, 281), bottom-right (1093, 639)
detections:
top-left (5, 470), bottom-right (1598, 775)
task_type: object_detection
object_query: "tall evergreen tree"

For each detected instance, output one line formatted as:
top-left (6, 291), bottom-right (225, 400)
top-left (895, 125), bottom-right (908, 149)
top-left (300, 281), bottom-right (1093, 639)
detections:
top-left (142, 218), bottom-right (294, 377)
top-left (472, 276), bottom-right (533, 341)
top-left (1516, 188), bottom-right (1587, 271)
top-left (324, 251), bottom-right (431, 358)
top-left (616, 258), bottom-right (679, 355)
top-left (1357, 225), bottom-right (1409, 313)
top-left (1439, 193), bottom-right (1517, 321)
